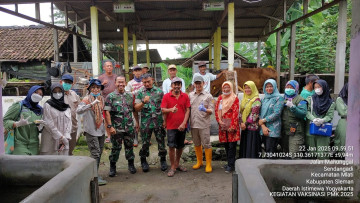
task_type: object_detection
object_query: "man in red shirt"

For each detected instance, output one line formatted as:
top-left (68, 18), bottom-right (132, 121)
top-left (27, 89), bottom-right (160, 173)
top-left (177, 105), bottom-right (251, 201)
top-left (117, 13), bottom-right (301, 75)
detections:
top-left (161, 77), bottom-right (190, 177)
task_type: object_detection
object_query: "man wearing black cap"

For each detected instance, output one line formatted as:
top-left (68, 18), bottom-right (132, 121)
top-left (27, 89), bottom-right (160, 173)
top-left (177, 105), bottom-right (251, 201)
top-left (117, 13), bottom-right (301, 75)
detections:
top-left (60, 74), bottom-right (80, 155)
top-left (161, 77), bottom-right (190, 177)
top-left (191, 61), bottom-right (226, 94)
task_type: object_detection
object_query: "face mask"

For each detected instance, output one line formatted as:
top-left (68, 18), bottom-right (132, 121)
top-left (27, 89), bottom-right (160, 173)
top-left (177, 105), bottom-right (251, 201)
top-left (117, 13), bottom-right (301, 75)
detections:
top-left (223, 91), bottom-right (231, 95)
top-left (31, 93), bottom-right (43, 103)
top-left (91, 92), bottom-right (100, 97)
top-left (315, 88), bottom-right (323, 95)
top-left (285, 88), bottom-right (296, 96)
top-left (53, 93), bottom-right (63, 100)
top-left (62, 83), bottom-right (72, 91)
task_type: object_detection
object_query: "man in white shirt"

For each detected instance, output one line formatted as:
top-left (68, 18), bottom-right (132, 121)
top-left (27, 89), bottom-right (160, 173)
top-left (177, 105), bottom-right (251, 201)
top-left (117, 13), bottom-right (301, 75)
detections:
top-left (162, 64), bottom-right (186, 93)
top-left (191, 61), bottom-right (226, 93)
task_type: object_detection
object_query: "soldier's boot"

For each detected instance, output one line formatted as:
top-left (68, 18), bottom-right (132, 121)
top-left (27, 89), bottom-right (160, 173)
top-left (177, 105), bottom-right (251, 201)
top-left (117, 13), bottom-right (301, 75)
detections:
top-left (109, 161), bottom-right (116, 177)
top-left (141, 157), bottom-right (149, 172)
top-left (192, 146), bottom-right (203, 170)
top-left (128, 159), bottom-right (137, 174)
top-left (205, 148), bottom-right (213, 173)
top-left (160, 157), bottom-right (168, 171)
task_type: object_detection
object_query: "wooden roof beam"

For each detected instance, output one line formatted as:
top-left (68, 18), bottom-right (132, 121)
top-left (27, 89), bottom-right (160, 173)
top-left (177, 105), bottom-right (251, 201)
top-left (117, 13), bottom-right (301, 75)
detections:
top-left (96, 5), bottom-right (116, 22)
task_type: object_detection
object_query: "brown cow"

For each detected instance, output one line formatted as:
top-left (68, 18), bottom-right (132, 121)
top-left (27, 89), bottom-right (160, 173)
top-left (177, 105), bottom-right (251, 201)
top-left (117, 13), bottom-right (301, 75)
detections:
top-left (210, 67), bottom-right (277, 96)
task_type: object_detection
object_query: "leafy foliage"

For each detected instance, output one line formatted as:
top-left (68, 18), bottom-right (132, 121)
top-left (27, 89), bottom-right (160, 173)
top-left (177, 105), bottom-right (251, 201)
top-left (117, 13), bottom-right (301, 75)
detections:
top-left (175, 43), bottom-right (208, 58)
top-left (159, 63), bottom-right (193, 88)
top-left (262, 0), bottom-right (352, 73)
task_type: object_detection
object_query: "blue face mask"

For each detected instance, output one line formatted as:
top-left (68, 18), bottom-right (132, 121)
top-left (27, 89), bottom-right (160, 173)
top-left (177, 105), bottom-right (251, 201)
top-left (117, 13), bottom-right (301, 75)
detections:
top-left (91, 93), bottom-right (100, 97)
top-left (285, 88), bottom-right (295, 96)
top-left (62, 83), bottom-right (72, 91)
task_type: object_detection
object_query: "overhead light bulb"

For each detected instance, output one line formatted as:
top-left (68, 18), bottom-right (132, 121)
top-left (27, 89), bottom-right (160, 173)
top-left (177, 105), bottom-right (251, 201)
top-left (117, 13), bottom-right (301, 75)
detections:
top-left (116, 27), bottom-right (120, 32)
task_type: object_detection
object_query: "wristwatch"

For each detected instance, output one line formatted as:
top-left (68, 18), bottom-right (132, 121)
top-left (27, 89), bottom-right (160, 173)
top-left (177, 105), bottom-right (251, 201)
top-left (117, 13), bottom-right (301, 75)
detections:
top-left (107, 125), bottom-right (112, 128)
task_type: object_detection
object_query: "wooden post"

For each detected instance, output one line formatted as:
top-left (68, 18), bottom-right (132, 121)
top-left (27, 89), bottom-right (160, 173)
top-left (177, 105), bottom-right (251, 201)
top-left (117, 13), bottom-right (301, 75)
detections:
top-left (123, 27), bottom-right (129, 81)
top-left (209, 37), bottom-right (213, 69)
top-left (64, 5), bottom-right (68, 28)
top-left (83, 23), bottom-right (87, 36)
top-left (303, 0), bottom-right (309, 15)
top-left (146, 40), bottom-right (150, 68)
top-left (228, 2), bottom-right (234, 71)
top-left (213, 31), bottom-right (218, 70)
top-left (73, 14), bottom-right (78, 62)
top-left (35, 3), bottom-right (40, 20)
top-left (257, 39), bottom-right (261, 67)
top-left (283, 0), bottom-right (287, 21)
top-left (51, 3), bottom-right (59, 62)
top-left (346, 0), bottom-right (360, 164)
top-left (289, 23), bottom-right (296, 80)
top-left (216, 27), bottom-right (221, 70)
top-left (0, 76), bottom-right (3, 154)
top-left (132, 34), bottom-right (137, 66)
top-left (276, 30), bottom-right (281, 89)
top-left (90, 6), bottom-right (100, 77)
top-left (334, 0), bottom-right (347, 94)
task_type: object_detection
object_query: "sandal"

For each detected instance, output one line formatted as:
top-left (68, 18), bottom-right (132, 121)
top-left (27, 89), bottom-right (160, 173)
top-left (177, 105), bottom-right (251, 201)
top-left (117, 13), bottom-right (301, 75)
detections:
top-left (176, 165), bottom-right (187, 172)
top-left (167, 169), bottom-right (176, 177)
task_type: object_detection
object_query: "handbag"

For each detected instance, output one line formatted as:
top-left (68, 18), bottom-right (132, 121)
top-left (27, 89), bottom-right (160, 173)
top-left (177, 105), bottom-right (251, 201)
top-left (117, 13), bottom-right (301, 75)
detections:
top-left (3, 101), bottom-right (23, 154)
top-left (221, 118), bottom-right (232, 131)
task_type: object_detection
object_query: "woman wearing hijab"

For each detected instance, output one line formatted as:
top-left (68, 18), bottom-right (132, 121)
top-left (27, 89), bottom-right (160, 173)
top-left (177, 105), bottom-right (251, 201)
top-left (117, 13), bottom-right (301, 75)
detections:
top-left (215, 81), bottom-right (240, 173)
top-left (281, 80), bottom-right (307, 158)
top-left (3, 85), bottom-right (44, 155)
top-left (239, 81), bottom-right (261, 159)
top-left (334, 83), bottom-right (348, 153)
top-left (76, 79), bottom-right (107, 186)
top-left (259, 79), bottom-right (284, 156)
top-left (306, 79), bottom-right (335, 159)
top-left (40, 83), bottom-right (71, 155)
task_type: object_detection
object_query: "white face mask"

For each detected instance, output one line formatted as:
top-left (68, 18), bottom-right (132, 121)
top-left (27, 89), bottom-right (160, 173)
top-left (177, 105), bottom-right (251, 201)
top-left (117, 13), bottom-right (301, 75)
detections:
top-left (315, 88), bottom-right (323, 95)
top-left (53, 92), bottom-right (63, 100)
top-left (31, 93), bottom-right (43, 103)
top-left (223, 91), bottom-right (231, 95)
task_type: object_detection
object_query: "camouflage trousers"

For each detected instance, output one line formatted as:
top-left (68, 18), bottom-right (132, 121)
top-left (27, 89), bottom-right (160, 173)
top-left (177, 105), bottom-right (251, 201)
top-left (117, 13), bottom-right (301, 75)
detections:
top-left (139, 127), bottom-right (167, 158)
top-left (109, 131), bottom-right (135, 162)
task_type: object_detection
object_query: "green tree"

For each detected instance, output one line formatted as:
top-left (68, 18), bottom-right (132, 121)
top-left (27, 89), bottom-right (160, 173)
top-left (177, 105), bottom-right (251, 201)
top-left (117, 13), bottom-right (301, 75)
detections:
top-left (175, 43), bottom-right (208, 58)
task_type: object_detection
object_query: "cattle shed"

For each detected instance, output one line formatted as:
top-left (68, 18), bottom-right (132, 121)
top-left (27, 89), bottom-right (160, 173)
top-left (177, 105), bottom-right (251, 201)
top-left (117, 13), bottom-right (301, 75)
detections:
top-left (0, 25), bottom-right (91, 95)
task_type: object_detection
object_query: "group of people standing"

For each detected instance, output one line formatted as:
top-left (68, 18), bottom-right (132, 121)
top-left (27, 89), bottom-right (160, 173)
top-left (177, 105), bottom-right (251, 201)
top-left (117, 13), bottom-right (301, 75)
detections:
top-left (3, 60), bottom-right (348, 185)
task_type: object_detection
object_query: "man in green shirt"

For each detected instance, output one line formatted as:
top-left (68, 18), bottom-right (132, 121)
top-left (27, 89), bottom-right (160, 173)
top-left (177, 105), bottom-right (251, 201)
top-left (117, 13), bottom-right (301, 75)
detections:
top-left (300, 74), bottom-right (319, 99)
top-left (135, 74), bottom-right (167, 172)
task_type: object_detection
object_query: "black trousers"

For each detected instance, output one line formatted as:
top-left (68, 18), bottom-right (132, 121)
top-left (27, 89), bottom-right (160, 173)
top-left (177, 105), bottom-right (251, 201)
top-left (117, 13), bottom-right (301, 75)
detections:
top-left (224, 141), bottom-right (237, 168)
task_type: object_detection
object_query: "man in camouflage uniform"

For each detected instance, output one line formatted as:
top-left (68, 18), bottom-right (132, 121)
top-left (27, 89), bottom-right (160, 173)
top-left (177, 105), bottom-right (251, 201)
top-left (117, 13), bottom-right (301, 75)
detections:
top-left (105, 76), bottom-right (139, 177)
top-left (135, 73), bottom-right (168, 172)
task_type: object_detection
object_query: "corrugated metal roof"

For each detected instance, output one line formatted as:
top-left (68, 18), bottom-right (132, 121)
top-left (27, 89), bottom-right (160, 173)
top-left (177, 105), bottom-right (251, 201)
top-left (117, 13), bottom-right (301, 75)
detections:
top-left (1, 0), bottom-right (295, 44)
